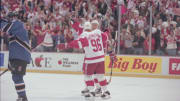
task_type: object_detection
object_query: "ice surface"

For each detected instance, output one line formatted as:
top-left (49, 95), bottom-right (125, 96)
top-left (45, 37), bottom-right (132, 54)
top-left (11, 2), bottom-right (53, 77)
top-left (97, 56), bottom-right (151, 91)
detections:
top-left (1, 72), bottom-right (180, 101)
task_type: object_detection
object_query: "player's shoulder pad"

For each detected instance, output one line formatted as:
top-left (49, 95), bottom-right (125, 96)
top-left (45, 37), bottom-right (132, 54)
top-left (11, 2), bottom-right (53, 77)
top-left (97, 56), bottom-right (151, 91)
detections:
top-left (0, 19), bottom-right (8, 29)
top-left (79, 32), bottom-right (89, 38)
top-left (96, 29), bottom-right (101, 32)
top-left (0, 19), bottom-right (13, 32)
top-left (93, 29), bottom-right (102, 34)
top-left (0, 18), bottom-right (8, 23)
top-left (14, 20), bottom-right (23, 25)
top-left (13, 20), bottom-right (25, 28)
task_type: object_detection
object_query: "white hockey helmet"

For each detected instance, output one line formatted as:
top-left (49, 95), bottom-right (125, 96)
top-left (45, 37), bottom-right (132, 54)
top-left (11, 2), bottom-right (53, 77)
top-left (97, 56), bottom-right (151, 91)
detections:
top-left (83, 21), bottom-right (92, 30)
top-left (91, 20), bottom-right (99, 25)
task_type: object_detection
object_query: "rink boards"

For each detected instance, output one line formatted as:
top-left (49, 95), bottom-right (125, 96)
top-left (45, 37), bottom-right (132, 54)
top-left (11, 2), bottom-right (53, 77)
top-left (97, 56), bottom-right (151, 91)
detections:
top-left (0, 51), bottom-right (180, 79)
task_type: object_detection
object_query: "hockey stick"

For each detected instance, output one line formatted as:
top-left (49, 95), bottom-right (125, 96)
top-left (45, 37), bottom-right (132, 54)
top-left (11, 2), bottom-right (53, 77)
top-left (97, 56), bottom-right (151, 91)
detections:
top-left (107, 31), bottom-right (117, 85)
top-left (104, 0), bottom-right (114, 85)
top-left (32, 42), bottom-right (43, 52)
top-left (107, 43), bottom-right (116, 85)
top-left (0, 68), bottom-right (8, 76)
top-left (107, 56), bottom-right (114, 85)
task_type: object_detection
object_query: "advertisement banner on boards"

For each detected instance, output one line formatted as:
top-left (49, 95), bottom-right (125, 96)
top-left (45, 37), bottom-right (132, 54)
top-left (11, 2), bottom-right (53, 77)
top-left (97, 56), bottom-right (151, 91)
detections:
top-left (169, 58), bottom-right (180, 75)
top-left (28, 53), bottom-right (84, 71)
top-left (0, 52), bottom-right (8, 68)
top-left (0, 53), bottom-right (4, 67)
top-left (105, 56), bottom-right (162, 74)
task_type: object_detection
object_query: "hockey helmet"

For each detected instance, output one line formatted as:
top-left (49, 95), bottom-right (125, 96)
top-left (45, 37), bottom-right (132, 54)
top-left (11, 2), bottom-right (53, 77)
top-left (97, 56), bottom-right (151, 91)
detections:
top-left (91, 20), bottom-right (99, 25)
top-left (83, 21), bottom-right (92, 30)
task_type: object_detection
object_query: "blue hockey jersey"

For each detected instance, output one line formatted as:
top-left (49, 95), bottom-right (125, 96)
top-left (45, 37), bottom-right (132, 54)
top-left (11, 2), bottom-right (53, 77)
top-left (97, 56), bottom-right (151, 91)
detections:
top-left (0, 19), bottom-right (31, 63)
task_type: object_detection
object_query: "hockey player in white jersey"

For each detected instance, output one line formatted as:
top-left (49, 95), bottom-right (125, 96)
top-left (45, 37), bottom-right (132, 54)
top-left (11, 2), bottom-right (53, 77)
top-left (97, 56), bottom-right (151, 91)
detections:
top-left (81, 20), bottom-right (105, 97)
top-left (58, 21), bottom-right (111, 100)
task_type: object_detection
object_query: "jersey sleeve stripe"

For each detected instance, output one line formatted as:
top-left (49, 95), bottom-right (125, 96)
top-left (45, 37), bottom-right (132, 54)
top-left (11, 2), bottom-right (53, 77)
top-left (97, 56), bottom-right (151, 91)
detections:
top-left (2, 22), bottom-right (13, 33)
top-left (78, 41), bottom-right (83, 48)
top-left (9, 36), bottom-right (31, 52)
top-left (85, 55), bottom-right (105, 60)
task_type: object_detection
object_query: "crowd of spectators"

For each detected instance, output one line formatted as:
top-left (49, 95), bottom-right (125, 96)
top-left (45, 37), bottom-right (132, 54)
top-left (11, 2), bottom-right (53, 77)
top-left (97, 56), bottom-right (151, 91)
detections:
top-left (0, 0), bottom-right (180, 56)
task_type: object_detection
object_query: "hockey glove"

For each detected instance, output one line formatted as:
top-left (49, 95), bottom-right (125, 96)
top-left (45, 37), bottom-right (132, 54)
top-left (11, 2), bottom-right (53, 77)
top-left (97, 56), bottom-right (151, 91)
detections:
top-left (108, 51), bottom-right (116, 60)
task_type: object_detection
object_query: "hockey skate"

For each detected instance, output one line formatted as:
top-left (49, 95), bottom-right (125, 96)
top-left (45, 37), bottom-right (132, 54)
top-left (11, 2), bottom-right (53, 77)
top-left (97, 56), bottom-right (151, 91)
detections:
top-left (94, 87), bottom-right (102, 97)
top-left (16, 96), bottom-right (28, 101)
top-left (81, 87), bottom-right (89, 96)
top-left (101, 91), bottom-right (111, 100)
top-left (84, 92), bottom-right (95, 101)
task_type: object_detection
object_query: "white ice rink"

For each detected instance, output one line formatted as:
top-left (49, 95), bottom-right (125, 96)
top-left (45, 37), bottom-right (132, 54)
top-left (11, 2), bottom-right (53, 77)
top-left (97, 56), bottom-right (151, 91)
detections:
top-left (1, 72), bottom-right (180, 101)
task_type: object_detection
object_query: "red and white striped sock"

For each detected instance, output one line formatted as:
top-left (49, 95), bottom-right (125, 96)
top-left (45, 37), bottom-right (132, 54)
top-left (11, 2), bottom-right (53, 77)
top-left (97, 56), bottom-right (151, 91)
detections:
top-left (84, 75), bottom-right (94, 92)
top-left (94, 78), bottom-right (100, 89)
top-left (95, 74), bottom-right (108, 92)
top-left (99, 79), bottom-right (108, 92)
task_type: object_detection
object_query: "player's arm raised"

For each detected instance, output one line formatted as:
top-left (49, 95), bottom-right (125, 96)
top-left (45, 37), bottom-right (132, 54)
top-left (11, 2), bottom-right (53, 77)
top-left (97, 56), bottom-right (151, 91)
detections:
top-left (58, 37), bottom-right (89, 50)
top-left (68, 37), bottom-right (89, 49)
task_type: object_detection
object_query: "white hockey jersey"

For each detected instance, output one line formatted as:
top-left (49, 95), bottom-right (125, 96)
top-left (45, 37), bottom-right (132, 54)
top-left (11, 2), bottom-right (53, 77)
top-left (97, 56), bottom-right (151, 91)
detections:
top-left (80, 29), bottom-right (108, 63)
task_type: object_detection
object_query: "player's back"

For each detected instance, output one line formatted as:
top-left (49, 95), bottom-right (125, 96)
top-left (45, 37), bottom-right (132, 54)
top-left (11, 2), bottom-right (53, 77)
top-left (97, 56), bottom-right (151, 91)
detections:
top-left (1, 19), bottom-right (31, 63)
top-left (83, 29), bottom-right (105, 63)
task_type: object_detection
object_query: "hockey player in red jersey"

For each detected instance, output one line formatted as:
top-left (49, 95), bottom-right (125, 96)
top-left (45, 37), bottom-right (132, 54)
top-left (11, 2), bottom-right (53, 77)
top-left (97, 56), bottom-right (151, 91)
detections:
top-left (58, 21), bottom-right (111, 100)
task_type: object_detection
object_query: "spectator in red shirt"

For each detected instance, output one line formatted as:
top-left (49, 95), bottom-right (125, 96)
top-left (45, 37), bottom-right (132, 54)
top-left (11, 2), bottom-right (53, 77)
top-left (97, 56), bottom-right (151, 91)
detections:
top-left (63, 25), bottom-right (74, 52)
top-left (64, 26), bottom-right (74, 43)
top-left (111, 0), bottom-right (117, 12)
top-left (143, 35), bottom-right (156, 55)
top-left (71, 18), bottom-right (83, 35)
top-left (33, 21), bottom-right (45, 45)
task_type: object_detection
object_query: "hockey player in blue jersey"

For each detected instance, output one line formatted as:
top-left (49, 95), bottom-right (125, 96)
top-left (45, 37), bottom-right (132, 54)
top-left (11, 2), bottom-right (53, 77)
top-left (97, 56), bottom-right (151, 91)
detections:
top-left (0, 12), bottom-right (31, 101)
